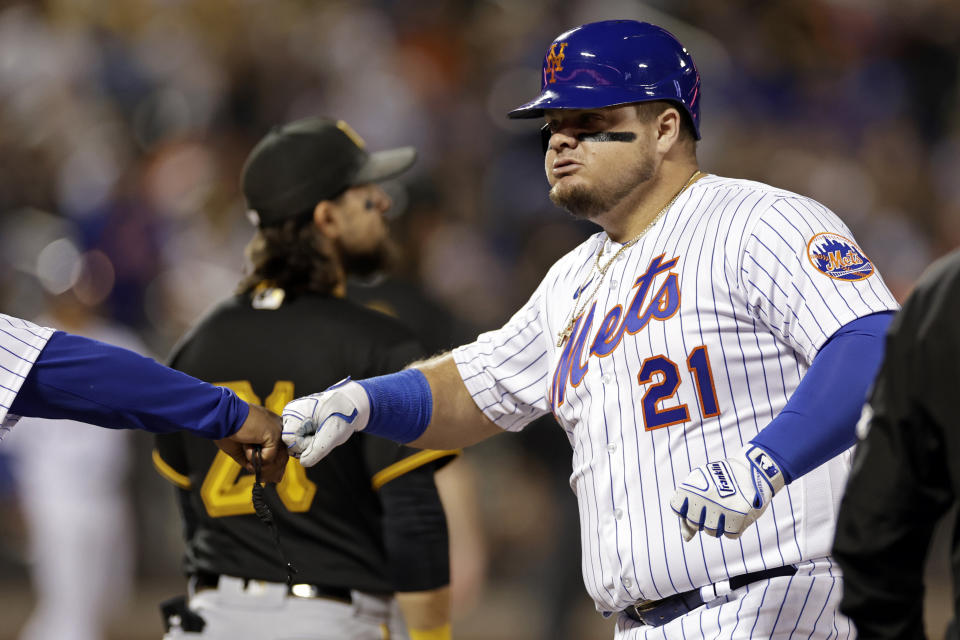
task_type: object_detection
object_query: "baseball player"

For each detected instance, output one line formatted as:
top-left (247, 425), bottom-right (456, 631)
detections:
top-left (153, 117), bottom-right (456, 640)
top-left (833, 249), bottom-right (960, 639)
top-left (0, 312), bottom-right (285, 480)
top-left (281, 20), bottom-right (898, 638)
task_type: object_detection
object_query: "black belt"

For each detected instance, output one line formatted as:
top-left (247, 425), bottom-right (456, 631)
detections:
top-left (192, 570), bottom-right (352, 604)
top-left (624, 565), bottom-right (797, 627)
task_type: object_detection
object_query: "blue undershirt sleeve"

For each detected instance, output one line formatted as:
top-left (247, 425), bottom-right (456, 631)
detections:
top-left (751, 311), bottom-right (895, 483)
top-left (10, 331), bottom-right (249, 439)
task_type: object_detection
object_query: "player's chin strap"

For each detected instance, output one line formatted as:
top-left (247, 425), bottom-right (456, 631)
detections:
top-left (252, 446), bottom-right (298, 585)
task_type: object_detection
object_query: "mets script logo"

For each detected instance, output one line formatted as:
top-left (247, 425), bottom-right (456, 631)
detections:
top-left (551, 254), bottom-right (680, 409)
top-left (545, 42), bottom-right (568, 83)
top-left (807, 232), bottom-right (874, 281)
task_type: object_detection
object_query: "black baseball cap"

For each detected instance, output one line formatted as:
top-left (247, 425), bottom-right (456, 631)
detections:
top-left (241, 116), bottom-right (417, 227)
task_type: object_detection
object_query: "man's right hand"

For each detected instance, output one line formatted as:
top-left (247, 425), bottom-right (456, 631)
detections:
top-left (281, 378), bottom-right (371, 467)
top-left (216, 403), bottom-right (288, 482)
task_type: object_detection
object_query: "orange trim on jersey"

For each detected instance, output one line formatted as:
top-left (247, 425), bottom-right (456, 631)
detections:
top-left (568, 303), bottom-right (597, 390)
top-left (152, 449), bottom-right (192, 489)
top-left (637, 356), bottom-right (690, 431)
top-left (656, 273), bottom-right (682, 321)
top-left (371, 449), bottom-right (461, 491)
top-left (552, 253), bottom-right (681, 410)
top-left (687, 345), bottom-right (721, 419)
top-left (589, 303), bottom-right (623, 358)
top-left (551, 310), bottom-right (588, 408)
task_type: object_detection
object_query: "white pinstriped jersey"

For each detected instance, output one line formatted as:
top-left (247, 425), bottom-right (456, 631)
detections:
top-left (0, 313), bottom-right (55, 439)
top-left (453, 174), bottom-right (898, 615)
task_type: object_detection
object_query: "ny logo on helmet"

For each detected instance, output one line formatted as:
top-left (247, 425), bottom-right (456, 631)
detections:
top-left (545, 42), bottom-right (568, 83)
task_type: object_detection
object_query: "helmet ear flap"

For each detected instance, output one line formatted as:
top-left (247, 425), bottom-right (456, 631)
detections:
top-left (540, 124), bottom-right (551, 154)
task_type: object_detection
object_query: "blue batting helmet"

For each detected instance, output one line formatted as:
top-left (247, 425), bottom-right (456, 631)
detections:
top-left (508, 20), bottom-right (701, 139)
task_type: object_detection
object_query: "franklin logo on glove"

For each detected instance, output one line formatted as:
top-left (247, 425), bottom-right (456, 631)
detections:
top-left (670, 444), bottom-right (785, 541)
top-left (708, 462), bottom-right (735, 497)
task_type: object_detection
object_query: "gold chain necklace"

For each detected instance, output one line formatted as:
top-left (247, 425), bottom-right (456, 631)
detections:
top-left (556, 170), bottom-right (704, 347)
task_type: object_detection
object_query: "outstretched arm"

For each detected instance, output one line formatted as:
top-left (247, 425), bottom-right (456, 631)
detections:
top-left (11, 331), bottom-right (286, 480)
top-left (408, 353), bottom-right (503, 450)
top-left (282, 352), bottom-right (502, 467)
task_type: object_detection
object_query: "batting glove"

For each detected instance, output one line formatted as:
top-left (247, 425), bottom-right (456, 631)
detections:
top-left (670, 444), bottom-right (785, 542)
top-left (281, 378), bottom-right (370, 467)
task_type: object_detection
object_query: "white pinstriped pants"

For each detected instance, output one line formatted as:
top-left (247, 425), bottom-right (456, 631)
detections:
top-left (615, 557), bottom-right (854, 639)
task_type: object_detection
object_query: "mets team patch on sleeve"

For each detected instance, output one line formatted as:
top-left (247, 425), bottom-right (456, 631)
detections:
top-left (806, 232), bottom-right (874, 281)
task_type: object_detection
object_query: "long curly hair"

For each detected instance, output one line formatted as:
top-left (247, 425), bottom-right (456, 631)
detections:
top-left (237, 214), bottom-right (340, 298)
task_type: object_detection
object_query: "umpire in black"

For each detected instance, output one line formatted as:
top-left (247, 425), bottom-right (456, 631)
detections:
top-left (833, 249), bottom-right (960, 640)
top-left (154, 117), bottom-right (457, 640)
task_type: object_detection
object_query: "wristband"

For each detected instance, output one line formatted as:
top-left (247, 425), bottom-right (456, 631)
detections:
top-left (357, 369), bottom-right (433, 444)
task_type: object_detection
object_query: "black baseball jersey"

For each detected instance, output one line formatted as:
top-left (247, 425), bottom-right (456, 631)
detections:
top-left (833, 249), bottom-right (960, 640)
top-left (154, 292), bottom-right (457, 593)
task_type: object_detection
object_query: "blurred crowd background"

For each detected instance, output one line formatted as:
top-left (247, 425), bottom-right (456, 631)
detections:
top-left (0, 0), bottom-right (957, 639)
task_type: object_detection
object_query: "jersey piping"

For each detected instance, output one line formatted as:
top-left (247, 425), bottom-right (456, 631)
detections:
top-left (153, 448), bottom-right (192, 489)
top-left (371, 449), bottom-right (462, 490)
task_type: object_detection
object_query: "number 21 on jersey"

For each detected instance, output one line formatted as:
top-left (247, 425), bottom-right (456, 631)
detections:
top-left (201, 381), bottom-right (317, 518)
top-left (639, 345), bottom-right (721, 430)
